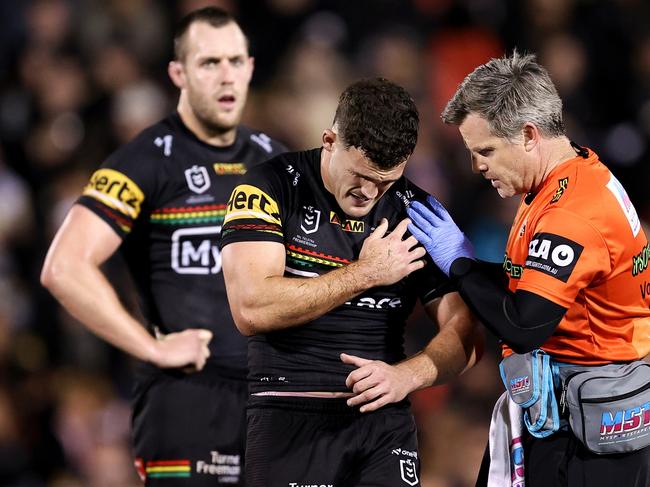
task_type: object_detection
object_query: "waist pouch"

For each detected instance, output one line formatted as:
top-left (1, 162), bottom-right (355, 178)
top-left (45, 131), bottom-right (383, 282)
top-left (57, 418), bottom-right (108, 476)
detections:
top-left (558, 360), bottom-right (650, 454)
top-left (499, 349), bottom-right (560, 438)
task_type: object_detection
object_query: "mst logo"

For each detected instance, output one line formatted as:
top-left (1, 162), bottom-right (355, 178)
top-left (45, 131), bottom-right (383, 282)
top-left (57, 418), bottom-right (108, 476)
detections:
top-left (526, 232), bottom-right (583, 282)
top-left (83, 168), bottom-right (145, 218)
top-left (330, 212), bottom-right (364, 232)
top-left (171, 226), bottom-right (221, 275)
top-left (225, 184), bottom-right (281, 225)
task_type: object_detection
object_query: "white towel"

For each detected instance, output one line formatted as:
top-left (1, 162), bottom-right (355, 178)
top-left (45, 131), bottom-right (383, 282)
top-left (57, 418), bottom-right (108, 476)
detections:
top-left (487, 391), bottom-right (526, 487)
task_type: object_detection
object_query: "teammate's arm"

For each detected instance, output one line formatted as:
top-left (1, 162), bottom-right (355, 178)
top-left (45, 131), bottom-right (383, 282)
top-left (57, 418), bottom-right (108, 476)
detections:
top-left (41, 205), bottom-right (212, 369)
top-left (222, 218), bottom-right (426, 335)
top-left (343, 291), bottom-right (483, 412)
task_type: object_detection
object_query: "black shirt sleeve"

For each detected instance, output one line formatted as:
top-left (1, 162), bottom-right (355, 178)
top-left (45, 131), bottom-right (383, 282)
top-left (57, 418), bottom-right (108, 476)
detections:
top-left (450, 257), bottom-right (567, 353)
top-left (76, 131), bottom-right (161, 238)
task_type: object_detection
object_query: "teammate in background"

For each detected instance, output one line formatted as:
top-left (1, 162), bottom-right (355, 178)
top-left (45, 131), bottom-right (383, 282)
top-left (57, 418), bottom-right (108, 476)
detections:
top-left (41, 7), bottom-right (285, 486)
top-left (220, 78), bottom-right (483, 486)
top-left (407, 51), bottom-right (650, 486)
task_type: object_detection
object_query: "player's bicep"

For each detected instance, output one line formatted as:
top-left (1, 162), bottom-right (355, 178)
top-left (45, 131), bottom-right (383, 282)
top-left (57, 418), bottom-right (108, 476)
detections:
top-left (222, 241), bottom-right (286, 330)
top-left (42, 204), bottom-right (122, 289)
top-left (50, 205), bottom-right (122, 265)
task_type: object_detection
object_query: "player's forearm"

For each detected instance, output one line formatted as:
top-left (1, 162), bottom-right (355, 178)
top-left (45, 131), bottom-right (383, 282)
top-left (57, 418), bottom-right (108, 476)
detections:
top-left (231, 261), bottom-right (376, 334)
top-left (398, 317), bottom-right (483, 389)
top-left (41, 260), bottom-right (158, 362)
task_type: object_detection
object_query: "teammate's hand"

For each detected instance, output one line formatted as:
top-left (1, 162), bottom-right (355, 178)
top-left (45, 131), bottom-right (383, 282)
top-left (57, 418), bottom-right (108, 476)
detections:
top-left (357, 218), bottom-right (426, 287)
top-left (341, 353), bottom-right (414, 413)
top-left (406, 195), bottom-right (475, 276)
top-left (150, 329), bottom-right (213, 372)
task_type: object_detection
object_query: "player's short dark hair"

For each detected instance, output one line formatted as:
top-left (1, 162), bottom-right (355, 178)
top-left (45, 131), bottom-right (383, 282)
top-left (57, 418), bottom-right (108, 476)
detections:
top-left (174, 6), bottom-right (248, 61)
top-left (333, 78), bottom-right (419, 169)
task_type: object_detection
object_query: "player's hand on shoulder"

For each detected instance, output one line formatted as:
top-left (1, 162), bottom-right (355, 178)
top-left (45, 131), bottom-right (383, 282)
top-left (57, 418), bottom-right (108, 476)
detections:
top-left (341, 353), bottom-right (414, 413)
top-left (357, 218), bottom-right (426, 287)
top-left (150, 328), bottom-right (213, 372)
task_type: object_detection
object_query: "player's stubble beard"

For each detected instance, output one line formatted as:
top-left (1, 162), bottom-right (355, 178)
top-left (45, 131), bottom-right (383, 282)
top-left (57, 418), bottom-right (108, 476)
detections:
top-left (188, 88), bottom-right (245, 138)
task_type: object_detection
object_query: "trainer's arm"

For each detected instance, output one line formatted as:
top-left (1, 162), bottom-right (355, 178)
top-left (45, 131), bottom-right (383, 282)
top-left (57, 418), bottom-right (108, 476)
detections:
top-left (41, 205), bottom-right (212, 369)
top-left (222, 218), bottom-right (426, 335)
top-left (343, 291), bottom-right (483, 412)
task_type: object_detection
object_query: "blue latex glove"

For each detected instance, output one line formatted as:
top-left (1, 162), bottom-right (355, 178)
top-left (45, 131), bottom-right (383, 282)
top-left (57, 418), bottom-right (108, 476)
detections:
top-left (406, 195), bottom-right (475, 276)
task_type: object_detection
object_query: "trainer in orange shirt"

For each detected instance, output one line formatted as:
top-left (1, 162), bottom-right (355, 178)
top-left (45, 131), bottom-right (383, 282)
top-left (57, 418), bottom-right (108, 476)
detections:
top-left (407, 51), bottom-right (650, 487)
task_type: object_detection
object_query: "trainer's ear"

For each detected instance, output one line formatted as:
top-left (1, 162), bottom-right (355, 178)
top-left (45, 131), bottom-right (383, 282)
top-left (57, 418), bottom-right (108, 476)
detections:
top-left (168, 61), bottom-right (186, 89)
top-left (322, 128), bottom-right (337, 153)
top-left (522, 122), bottom-right (540, 152)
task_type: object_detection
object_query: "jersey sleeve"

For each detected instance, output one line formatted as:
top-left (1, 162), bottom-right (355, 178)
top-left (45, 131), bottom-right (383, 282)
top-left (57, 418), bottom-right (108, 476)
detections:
top-left (516, 208), bottom-right (611, 308)
top-left (411, 256), bottom-right (455, 304)
top-left (76, 134), bottom-right (160, 239)
top-left (220, 158), bottom-right (288, 247)
top-left (402, 180), bottom-right (455, 304)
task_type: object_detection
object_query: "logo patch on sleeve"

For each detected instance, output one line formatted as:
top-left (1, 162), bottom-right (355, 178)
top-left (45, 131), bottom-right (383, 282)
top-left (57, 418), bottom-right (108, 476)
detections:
top-left (83, 168), bottom-right (145, 218)
top-left (525, 232), bottom-right (583, 282)
top-left (224, 184), bottom-right (281, 225)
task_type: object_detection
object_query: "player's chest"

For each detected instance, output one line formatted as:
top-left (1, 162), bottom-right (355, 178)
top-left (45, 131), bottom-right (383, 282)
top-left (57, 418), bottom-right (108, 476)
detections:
top-left (280, 189), bottom-right (383, 275)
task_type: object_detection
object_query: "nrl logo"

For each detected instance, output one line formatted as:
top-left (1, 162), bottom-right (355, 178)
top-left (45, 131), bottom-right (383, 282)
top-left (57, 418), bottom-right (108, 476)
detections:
top-left (185, 165), bottom-right (211, 194)
top-left (301, 206), bottom-right (321, 234)
top-left (400, 459), bottom-right (418, 486)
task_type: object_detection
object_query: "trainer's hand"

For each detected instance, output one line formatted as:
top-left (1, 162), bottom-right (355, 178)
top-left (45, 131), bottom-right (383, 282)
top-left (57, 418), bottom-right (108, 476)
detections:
top-left (150, 329), bottom-right (212, 372)
top-left (341, 353), bottom-right (415, 413)
top-left (357, 218), bottom-right (426, 287)
top-left (406, 195), bottom-right (474, 276)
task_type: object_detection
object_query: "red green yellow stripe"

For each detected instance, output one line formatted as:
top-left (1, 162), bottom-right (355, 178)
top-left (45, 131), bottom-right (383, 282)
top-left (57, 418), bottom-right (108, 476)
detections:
top-left (150, 204), bottom-right (227, 225)
top-left (286, 244), bottom-right (351, 268)
top-left (146, 460), bottom-right (191, 478)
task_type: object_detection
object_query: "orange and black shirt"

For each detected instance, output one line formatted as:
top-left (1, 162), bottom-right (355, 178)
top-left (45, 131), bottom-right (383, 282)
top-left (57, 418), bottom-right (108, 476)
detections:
top-left (502, 149), bottom-right (650, 364)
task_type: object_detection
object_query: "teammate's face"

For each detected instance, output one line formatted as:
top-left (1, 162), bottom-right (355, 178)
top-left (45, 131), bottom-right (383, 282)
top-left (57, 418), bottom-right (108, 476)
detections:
top-left (321, 129), bottom-right (406, 218)
top-left (459, 113), bottom-right (533, 198)
top-left (172, 21), bottom-right (253, 138)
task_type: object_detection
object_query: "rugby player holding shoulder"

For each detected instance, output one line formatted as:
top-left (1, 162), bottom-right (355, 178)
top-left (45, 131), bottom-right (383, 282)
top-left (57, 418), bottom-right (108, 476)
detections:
top-left (221, 78), bottom-right (483, 487)
top-left (41, 7), bottom-right (285, 486)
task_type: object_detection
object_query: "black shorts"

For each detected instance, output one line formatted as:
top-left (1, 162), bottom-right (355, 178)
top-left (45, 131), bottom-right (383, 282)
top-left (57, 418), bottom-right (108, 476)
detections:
top-left (245, 396), bottom-right (420, 487)
top-left (132, 372), bottom-right (247, 486)
top-left (476, 428), bottom-right (650, 487)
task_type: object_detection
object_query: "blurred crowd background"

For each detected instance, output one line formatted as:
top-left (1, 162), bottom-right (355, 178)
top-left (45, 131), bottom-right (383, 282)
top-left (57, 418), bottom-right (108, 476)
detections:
top-left (1, 0), bottom-right (650, 485)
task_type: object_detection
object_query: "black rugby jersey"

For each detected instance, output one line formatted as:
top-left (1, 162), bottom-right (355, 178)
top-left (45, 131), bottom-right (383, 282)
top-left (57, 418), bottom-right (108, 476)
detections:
top-left (220, 148), bottom-right (453, 392)
top-left (77, 112), bottom-right (286, 379)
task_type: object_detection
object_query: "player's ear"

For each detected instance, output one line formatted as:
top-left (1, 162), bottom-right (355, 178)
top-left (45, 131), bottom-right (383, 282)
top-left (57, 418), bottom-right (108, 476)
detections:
top-left (322, 128), bottom-right (336, 152)
top-left (168, 61), bottom-right (185, 89)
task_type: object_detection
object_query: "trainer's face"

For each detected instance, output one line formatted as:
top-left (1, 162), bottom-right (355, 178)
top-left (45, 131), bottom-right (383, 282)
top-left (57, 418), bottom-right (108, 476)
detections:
top-left (321, 129), bottom-right (406, 218)
top-left (172, 21), bottom-right (253, 135)
top-left (459, 113), bottom-right (532, 198)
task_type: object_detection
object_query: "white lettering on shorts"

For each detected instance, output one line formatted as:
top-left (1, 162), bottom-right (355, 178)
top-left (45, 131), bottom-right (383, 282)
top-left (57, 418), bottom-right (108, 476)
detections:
top-left (196, 451), bottom-right (241, 483)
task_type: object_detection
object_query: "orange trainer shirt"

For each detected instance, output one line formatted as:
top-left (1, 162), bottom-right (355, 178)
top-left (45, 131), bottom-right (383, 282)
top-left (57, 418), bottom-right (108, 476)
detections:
top-left (502, 148), bottom-right (650, 364)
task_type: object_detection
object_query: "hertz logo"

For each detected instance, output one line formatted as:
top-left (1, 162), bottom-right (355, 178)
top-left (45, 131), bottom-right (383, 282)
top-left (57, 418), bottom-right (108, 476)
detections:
top-left (83, 168), bottom-right (145, 218)
top-left (329, 212), bottom-right (364, 232)
top-left (213, 163), bottom-right (246, 175)
top-left (225, 184), bottom-right (281, 224)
